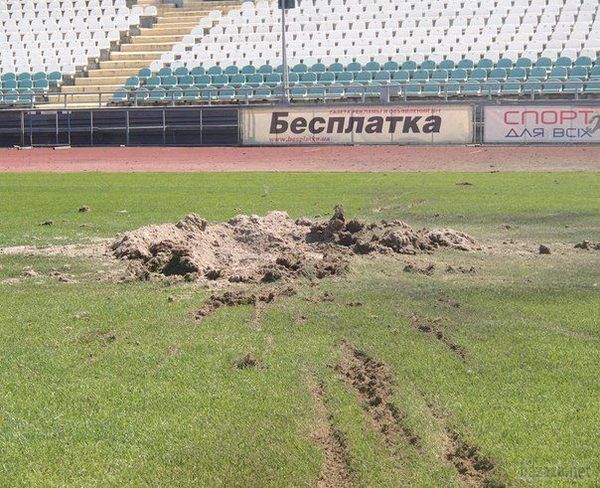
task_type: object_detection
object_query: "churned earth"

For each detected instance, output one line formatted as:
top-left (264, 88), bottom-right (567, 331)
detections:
top-left (0, 171), bottom-right (598, 487)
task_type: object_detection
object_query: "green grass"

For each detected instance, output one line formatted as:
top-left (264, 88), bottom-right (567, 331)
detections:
top-left (0, 172), bottom-right (598, 246)
top-left (0, 172), bottom-right (598, 487)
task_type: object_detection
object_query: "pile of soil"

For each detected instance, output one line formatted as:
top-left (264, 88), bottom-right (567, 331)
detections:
top-left (111, 205), bottom-right (479, 284)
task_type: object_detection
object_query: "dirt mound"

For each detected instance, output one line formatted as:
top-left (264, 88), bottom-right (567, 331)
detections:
top-left (575, 240), bottom-right (600, 250)
top-left (111, 206), bottom-right (478, 284)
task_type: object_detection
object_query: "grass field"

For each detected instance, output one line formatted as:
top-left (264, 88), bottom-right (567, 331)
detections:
top-left (0, 172), bottom-right (598, 487)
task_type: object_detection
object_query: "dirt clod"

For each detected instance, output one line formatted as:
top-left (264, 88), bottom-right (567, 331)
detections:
top-left (538, 244), bottom-right (552, 255)
top-left (446, 265), bottom-right (477, 274)
top-left (234, 353), bottom-right (259, 369)
top-left (403, 263), bottom-right (436, 276)
top-left (574, 240), bottom-right (600, 250)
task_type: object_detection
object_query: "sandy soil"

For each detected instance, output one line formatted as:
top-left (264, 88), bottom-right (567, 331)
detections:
top-left (0, 146), bottom-right (598, 172)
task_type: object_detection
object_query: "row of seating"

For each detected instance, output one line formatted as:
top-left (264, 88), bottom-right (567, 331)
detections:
top-left (109, 79), bottom-right (600, 106)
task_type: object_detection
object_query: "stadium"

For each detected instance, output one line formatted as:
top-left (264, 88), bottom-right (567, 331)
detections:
top-left (0, 0), bottom-right (599, 486)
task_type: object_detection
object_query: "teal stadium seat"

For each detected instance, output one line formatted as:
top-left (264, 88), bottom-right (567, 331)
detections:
top-left (439, 59), bottom-right (455, 70)
top-left (515, 58), bottom-right (533, 69)
top-left (207, 66), bottom-right (223, 76)
top-left (318, 72), bottom-right (335, 85)
top-left (364, 61), bottom-right (381, 72)
top-left (178, 75), bottom-right (194, 88)
top-left (383, 61), bottom-right (399, 71)
top-left (145, 76), bottom-right (161, 89)
top-left (174, 67), bottom-right (189, 77)
top-left (224, 65), bottom-right (240, 75)
top-left (328, 62), bottom-right (344, 73)
top-left (157, 67), bottom-right (172, 77)
top-left (110, 88), bottom-right (129, 104)
top-left (138, 68), bottom-right (152, 80)
top-left (496, 58), bottom-right (513, 69)
top-left (346, 62), bottom-right (362, 73)
top-left (300, 72), bottom-right (318, 85)
top-left (450, 69), bottom-right (468, 82)
top-left (402, 60), bottom-right (417, 71)
top-left (457, 59), bottom-right (475, 70)
top-left (264, 73), bottom-right (282, 87)
top-left (257, 64), bottom-right (272, 74)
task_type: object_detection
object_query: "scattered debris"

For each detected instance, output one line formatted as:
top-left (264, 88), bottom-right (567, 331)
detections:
top-left (574, 240), bottom-right (600, 251)
top-left (538, 245), bottom-right (552, 255)
top-left (234, 353), bottom-right (260, 369)
top-left (58, 275), bottom-right (77, 283)
top-left (445, 265), bottom-right (477, 274)
top-left (411, 317), bottom-right (467, 360)
top-left (1, 278), bottom-right (20, 285)
top-left (403, 263), bottom-right (436, 276)
top-left (306, 291), bottom-right (335, 303)
top-left (335, 340), bottom-right (419, 448)
top-left (195, 287), bottom-right (295, 322)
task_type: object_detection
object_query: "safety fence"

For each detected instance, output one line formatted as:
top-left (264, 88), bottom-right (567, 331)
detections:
top-left (0, 100), bottom-right (599, 147)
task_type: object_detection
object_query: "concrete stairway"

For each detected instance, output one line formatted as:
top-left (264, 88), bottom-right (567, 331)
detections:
top-left (53, 0), bottom-right (241, 106)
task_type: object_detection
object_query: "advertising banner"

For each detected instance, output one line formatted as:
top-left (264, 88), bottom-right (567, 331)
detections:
top-left (241, 105), bottom-right (473, 145)
top-left (484, 105), bottom-right (600, 143)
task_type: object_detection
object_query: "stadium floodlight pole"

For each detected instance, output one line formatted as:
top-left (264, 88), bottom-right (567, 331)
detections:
top-left (280, 2), bottom-right (289, 104)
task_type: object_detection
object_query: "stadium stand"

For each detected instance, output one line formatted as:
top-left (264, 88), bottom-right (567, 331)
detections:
top-left (115, 0), bottom-right (600, 103)
top-left (1, 0), bottom-right (599, 107)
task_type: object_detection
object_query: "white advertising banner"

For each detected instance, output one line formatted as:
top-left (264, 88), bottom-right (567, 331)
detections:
top-left (484, 105), bottom-right (600, 143)
top-left (241, 105), bottom-right (473, 145)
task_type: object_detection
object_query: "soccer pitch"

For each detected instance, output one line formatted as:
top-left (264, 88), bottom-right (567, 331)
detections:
top-left (0, 172), bottom-right (598, 487)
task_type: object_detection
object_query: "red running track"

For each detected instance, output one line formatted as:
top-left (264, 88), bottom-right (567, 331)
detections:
top-left (0, 145), bottom-right (598, 172)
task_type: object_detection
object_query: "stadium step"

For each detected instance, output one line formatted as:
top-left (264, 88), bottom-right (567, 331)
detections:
top-left (120, 42), bottom-right (177, 52)
top-left (88, 68), bottom-right (143, 78)
top-left (130, 34), bottom-right (186, 44)
top-left (139, 26), bottom-right (199, 36)
top-left (58, 0), bottom-right (243, 105)
top-left (75, 76), bottom-right (131, 86)
top-left (110, 51), bottom-right (170, 61)
top-left (99, 60), bottom-right (152, 69)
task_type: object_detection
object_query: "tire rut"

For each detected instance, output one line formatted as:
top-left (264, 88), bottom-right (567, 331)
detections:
top-left (310, 381), bottom-right (355, 488)
top-left (335, 340), bottom-right (420, 450)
